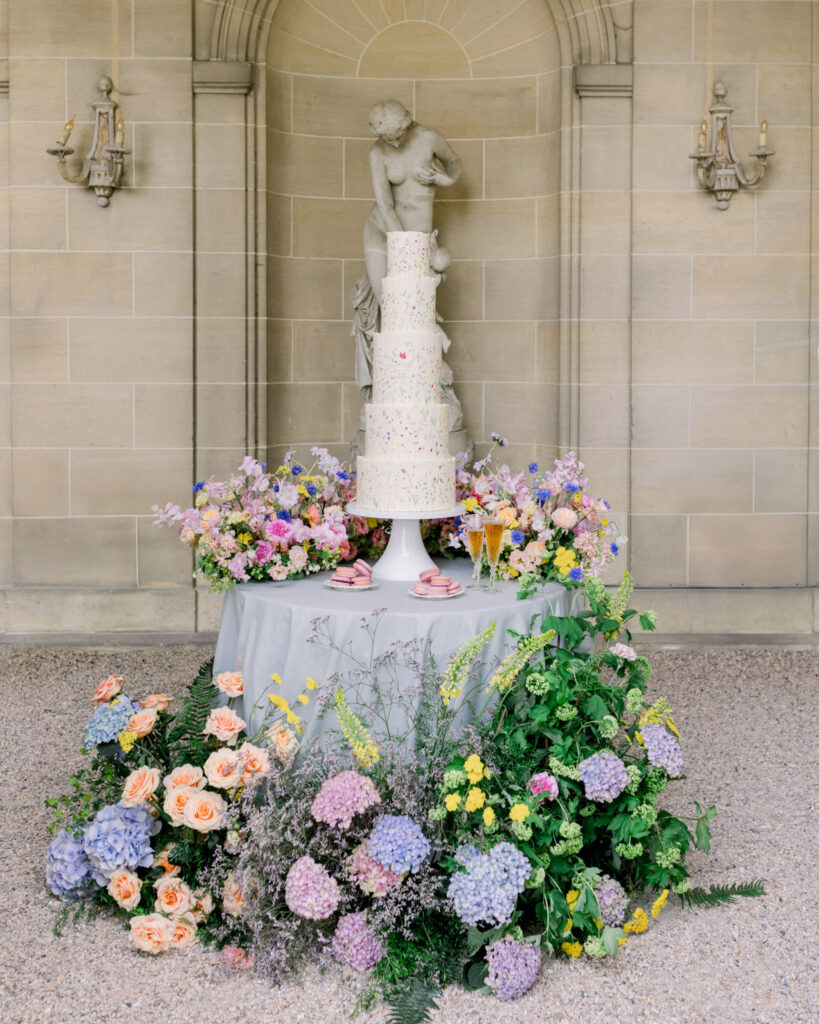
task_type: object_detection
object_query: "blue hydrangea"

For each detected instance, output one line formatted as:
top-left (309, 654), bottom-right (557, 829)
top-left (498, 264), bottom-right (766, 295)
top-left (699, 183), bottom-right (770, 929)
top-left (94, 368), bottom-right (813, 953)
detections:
top-left (510, 529), bottom-right (525, 545)
top-left (82, 801), bottom-right (160, 886)
top-left (367, 815), bottom-right (430, 874)
top-left (594, 875), bottom-right (628, 926)
top-left (641, 724), bottom-right (684, 778)
top-left (485, 936), bottom-right (542, 1001)
top-left (82, 697), bottom-right (139, 750)
top-left (448, 842), bottom-right (531, 927)
top-left (46, 829), bottom-right (98, 900)
top-left (578, 752), bottom-right (629, 803)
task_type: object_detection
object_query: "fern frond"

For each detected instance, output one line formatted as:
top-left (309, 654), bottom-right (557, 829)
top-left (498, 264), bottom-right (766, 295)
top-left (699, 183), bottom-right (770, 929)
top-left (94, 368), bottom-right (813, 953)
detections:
top-left (386, 980), bottom-right (441, 1024)
top-left (679, 879), bottom-right (766, 908)
top-left (167, 658), bottom-right (218, 764)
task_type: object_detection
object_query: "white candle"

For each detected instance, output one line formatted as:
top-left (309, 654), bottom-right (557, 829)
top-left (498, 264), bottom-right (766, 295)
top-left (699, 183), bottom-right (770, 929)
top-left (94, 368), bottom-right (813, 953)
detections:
top-left (758, 120), bottom-right (767, 149)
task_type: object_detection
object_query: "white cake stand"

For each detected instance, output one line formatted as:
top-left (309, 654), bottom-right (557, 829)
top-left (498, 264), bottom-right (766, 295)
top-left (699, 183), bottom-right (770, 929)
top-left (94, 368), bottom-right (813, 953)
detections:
top-left (346, 502), bottom-right (465, 581)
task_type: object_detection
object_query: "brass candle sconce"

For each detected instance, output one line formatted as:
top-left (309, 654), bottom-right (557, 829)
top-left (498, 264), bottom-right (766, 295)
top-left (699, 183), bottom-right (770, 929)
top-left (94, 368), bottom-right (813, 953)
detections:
top-left (47, 76), bottom-right (129, 207)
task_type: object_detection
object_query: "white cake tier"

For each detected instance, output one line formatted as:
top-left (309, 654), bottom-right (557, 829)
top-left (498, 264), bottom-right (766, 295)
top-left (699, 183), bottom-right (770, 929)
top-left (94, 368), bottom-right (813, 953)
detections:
top-left (365, 403), bottom-right (449, 459)
top-left (356, 455), bottom-right (456, 514)
top-left (380, 274), bottom-right (437, 332)
top-left (387, 231), bottom-right (429, 277)
top-left (372, 331), bottom-right (440, 405)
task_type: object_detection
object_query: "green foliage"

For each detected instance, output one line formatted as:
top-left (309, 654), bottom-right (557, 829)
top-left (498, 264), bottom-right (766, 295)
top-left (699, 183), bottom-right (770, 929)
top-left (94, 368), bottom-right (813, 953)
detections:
top-left (679, 880), bottom-right (766, 908)
top-left (166, 658), bottom-right (218, 764)
top-left (385, 980), bottom-right (441, 1024)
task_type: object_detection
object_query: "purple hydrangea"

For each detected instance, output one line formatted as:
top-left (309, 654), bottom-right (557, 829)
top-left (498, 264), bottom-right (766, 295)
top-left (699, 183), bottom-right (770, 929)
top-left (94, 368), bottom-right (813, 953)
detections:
top-left (82, 697), bottom-right (140, 749)
top-left (578, 752), bottom-right (629, 802)
top-left (448, 842), bottom-right (531, 927)
top-left (367, 815), bottom-right (430, 874)
top-left (641, 724), bottom-right (684, 778)
top-left (485, 936), bottom-right (542, 1001)
top-left (331, 913), bottom-right (385, 972)
top-left (284, 856), bottom-right (340, 920)
top-left (594, 875), bottom-right (628, 926)
top-left (45, 829), bottom-right (98, 900)
top-left (82, 801), bottom-right (160, 886)
top-left (310, 770), bottom-right (381, 830)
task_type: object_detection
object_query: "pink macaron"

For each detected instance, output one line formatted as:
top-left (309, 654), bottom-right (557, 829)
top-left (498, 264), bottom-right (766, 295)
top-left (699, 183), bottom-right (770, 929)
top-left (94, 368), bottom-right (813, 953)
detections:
top-left (350, 577), bottom-right (371, 587)
top-left (354, 559), bottom-right (372, 576)
top-left (335, 567), bottom-right (357, 578)
top-left (419, 569), bottom-right (439, 582)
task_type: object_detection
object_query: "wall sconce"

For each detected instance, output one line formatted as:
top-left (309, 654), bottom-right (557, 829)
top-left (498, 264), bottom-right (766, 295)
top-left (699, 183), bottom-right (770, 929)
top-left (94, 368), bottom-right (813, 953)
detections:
top-left (689, 82), bottom-right (773, 210)
top-left (46, 76), bottom-right (129, 207)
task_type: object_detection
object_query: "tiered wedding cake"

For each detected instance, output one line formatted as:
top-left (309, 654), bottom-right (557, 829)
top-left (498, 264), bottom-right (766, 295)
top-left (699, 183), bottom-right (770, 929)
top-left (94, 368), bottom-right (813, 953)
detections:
top-left (355, 231), bottom-right (456, 513)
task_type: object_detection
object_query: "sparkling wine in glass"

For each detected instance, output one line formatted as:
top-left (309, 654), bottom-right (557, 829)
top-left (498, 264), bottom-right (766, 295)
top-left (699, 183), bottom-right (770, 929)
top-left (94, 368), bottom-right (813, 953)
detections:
top-left (465, 514), bottom-right (485, 589)
top-left (483, 519), bottom-right (505, 594)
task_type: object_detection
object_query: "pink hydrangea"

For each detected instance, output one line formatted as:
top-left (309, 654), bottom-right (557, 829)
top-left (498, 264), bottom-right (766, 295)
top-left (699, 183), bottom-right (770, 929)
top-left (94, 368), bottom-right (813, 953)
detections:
top-left (284, 856), bottom-right (340, 920)
top-left (610, 642), bottom-right (637, 661)
top-left (265, 518), bottom-right (292, 546)
top-left (332, 913), bottom-right (385, 972)
top-left (347, 843), bottom-right (403, 897)
top-left (311, 771), bottom-right (381, 830)
top-left (529, 771), bottom-right (558, 800)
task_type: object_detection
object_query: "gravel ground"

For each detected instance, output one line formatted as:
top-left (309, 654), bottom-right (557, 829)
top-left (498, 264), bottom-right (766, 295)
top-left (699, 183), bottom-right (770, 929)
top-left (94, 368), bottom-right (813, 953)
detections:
top-left (0, 643), bottom-right (816, 1024)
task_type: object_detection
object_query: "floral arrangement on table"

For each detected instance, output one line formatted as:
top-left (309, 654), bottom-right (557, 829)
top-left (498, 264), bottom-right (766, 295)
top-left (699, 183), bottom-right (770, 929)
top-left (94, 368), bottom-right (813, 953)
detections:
top-left (425, 436), bottom-right (626, 586)
top-left (153, 449), bottom-right (388, 591)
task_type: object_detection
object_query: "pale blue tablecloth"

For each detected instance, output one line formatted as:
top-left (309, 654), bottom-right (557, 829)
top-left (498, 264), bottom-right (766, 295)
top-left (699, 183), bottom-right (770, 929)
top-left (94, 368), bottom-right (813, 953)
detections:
top-left (213, 559), bottom-right (578, 742)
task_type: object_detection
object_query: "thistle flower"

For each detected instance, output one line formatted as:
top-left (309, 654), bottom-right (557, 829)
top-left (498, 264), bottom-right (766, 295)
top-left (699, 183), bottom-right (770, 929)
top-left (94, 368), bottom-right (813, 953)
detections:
top-left (334, 689), bottom-right (379, 766)
top-left (440, 623), bottom-right (496, 706)
top-left (487, 630), bottom-right (555, 693)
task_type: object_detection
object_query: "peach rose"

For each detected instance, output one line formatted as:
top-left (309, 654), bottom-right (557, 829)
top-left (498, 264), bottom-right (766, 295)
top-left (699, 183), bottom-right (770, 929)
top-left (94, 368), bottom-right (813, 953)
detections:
top-left (268, 563), bottom-right (289, 581)
top-left (121, 765), bottom-right (161, 807)
top-left (203, 707), bottom-right (246, 744)
top-left (221, 873), bottom-right (247, 917)
top-left (154, 876), bottom-right (195, 919)
top-left (126, 707), bottom-right (158, 738)
top-left (163, 784), bottom-right (199, 826)
top-left (179, 525), bottom-right (197, 547)
top-left (551, 507), bottom-right (579, 530)
top-left (163, 764), bottom-right (206, 791)
top-left (152, 844), bottom-right (180, 878)
top-left (129, 913), bottom-right (174, 955)
top-left (494, 506), bottom-right (517, 525)
top-left (92, 675), bottom-right (123, 705)
top-left (266, 722), bottom-right (300, 763)
top-left (190, 890), bottom-right (213, 923)
top-left (215, 671), bottom-right (243, 698)
top-left (141, 693), bottom-right (172, 711)
top-left (239, 742), bottom-right (270, 785)
top-left (182, 790), bottom-right (227, 833)
top-left (304, 503), bottom-right (321, 526)
top-left (107, 869), bottom-right (142, 911)
top-left (169, 915), bottom-right (198, 949)
top-left (204, 748), bottom-right (243, 790)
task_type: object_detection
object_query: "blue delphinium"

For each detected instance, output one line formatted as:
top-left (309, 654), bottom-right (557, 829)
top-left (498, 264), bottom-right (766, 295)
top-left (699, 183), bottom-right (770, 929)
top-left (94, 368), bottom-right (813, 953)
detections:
top-left (594, 875), bottom-right (628, 926)
top-left (610, 542), bottom-right (619, 556)
top-left (277, 509), bottom-right (291, 521)
top-left (569, 567), bottom-right (583, 582)
top-left (367, 815), bottom-right (430, 874)
top-left (82, 697), bottom-right (139, 750)
top-left (485, 936), bottom-right (542, 1001)
top-left (82, 801), bottom-right (160, 886)
top-left (448, 842), bottom-right (531, 927)
top-left (46, 829), bottom-right (98, 900)
top-left (535, 488), bottom-right (551, 505)
top-left (528, 462), bottom-right (538, 474)
top-left (641, 724), bottom-right (684, 778)
top-left (577, 751), bottom-right (629, 803)
top-left (510, 529), bottom-right (525, 546)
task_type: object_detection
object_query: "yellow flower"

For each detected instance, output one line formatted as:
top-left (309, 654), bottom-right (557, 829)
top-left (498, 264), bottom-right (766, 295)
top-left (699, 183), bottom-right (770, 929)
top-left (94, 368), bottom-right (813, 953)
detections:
top-left (464, 787), bottom-right (486, 813)
top-left (367, 518), bottom-right (378, 529)
top-left (464, 497), bottom-right (478, 512)
top-left (237, 532), bottom-right (252, 545)
top-left (296, 694), bottom-right (309, 705)
top-left (482, 806), bottom-right (495, 827)
top-left (276, 465), bottom-right (289, 475)
top-left (561, 941), bottom-right (582, 958)
top-left (566, 889), bottom-right (580, 913)
top-left (118, 730), bottom-right (138, 753)
top-left (624, 907), bottom-right (648, 933)
top-left (509, 803), bottom-right (530, 822)
top-left (270, 673), bottom-right (283, 686)
top-left (618, 936), bottom-right (628, 946)
top-left (562, 917), bottom-right (573, 934)
top-left (297, 485), bottom-right (309, 498)
top-left (445, 793), bottom-right (461, 812)
top-left (507, 518), bottom-right (519, 530)
top-left (268, 693), bottom-right (289, 712)
top-left (464, 754), bottom-right (484, 784)
top-left (651, 889), bottom-right (669, 918)
top-left (601, 517), bottom-right (609, 527)
top-left (305, 677), bottom-right (318, 690)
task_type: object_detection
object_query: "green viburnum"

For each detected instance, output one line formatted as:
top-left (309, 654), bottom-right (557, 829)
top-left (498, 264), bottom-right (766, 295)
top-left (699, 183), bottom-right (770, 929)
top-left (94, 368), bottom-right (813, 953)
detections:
top-left (526, 866), bottom-right (546, 889)
top-left (525, 671), bottom-right (550, 696)
top-left (629, 657), bottom-right (652, 684)
top-left (511, 821), bottom-right (533, 842)
top-left (656, 845), bottom-right (682, 868)
top-left (483, 818), bottom-right (498, 835)
top-left (583, 936), bottom-right (609, 959)
top-left (555, 704), bottom-right (578, 722)
top-left (551, 821), bottom-right (583, 856)
top-left (642, 610), bottom-right (657, 628)
top-left (442, 768), bottom-right (467, 790)
top-left (549, 756), bottom-right (580, 781)
top-left (625, 688), bottom-right (644, 715)
top-left (583, 576), bottom-right (608, 608)
top-left (672, 880), bottom-right (692, 895)
top-left (625, 764), bottom-right (642, 793)
top-left (579, 804), bottom-right (595, 817)
top-left (559, 821), bottom-right (581, 840)
top-left (600, 715), bottom-right (619, 739)
top-left (646, 767), bottom-right (669, 794)
top-left (428, 805), bottom-right (446, 822)
top-left (632, 803), bottom-right (657, 828)
top-left (615, 841), bottom-right (643, 860)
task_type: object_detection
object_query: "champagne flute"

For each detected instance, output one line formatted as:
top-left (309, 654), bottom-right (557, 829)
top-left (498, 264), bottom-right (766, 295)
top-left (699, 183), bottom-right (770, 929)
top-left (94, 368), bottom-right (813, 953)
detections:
top-left (483, 519), bottom-right (505, 594)
top-left (465, 514), bottom-right (485, 589)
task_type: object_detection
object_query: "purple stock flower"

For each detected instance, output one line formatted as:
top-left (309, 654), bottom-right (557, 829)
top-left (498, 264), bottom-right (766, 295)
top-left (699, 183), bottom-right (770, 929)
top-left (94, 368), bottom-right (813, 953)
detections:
top-left (641, 724), bottom-right (684, 778)
top-left (332, 913), bottom-right (385, 972)
top-left (485, 936), bottom-right (542, 1001)
top-left (578, 752), bottom-right (629, 803)
top-left (284, 856), bottom-right (340, 920)
top-left (367, 815), bottom-right (430, 874)
top-left (594, 875), bottom-right (628, 926)
top-left (46, 829), bottom-right (98, 900)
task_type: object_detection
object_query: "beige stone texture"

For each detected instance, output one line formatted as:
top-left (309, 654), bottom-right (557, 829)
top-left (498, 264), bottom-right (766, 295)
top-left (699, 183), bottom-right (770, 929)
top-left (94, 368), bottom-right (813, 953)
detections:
top-left (485, 135), bottom-right (560, 200)
top-left (578, 321), bottom-right (630, 385)
top-left (293, 198), bottom-right (371, 258)
top-left (577, 385), bottom-right (630, 447)
top-left (308, 0), bottom-right (375, 43)
top-left (0, 385), bottom-right (8, 447)
top-left (10, 187), bottom-right (66, 251)
top-left (341, 380), bottom-right (362, 442)
top-left (461, 0), bottom-right (554, 56)
top-left (690, 385), bottom-right (807, 448)
top-left (633, 587), bottom-right (815, 635)
top-left (131, 123), bottom-right (194, 189)
top-left (757, 63), bottom-right (812, 127)
top-left (267, 191), bottom-right (292, 257)
top-left (693, 1), bottom-right (812, 64)
top-left (7, 57), bottom-right (65, 120)
top-left (13, 516), bottom-right (137, 587)
top-left (267, 130), bottom-right (343, 198)
top-left (196, 254), bottom-right (247, 318)
top-left (268, 382), bottom-right (342, 443)
top-left (71, 449), bottom-right (191, 516)
top-left (64, 59), bottom-right (193, 124)
top-left (754, 321), bottom-right (809, 384)
top-left (576, 448), bottom-right (630, 518)
top-left (754, 449), bottom-right (808, 515)
top-left (134, 384), bottom-right (193, 447)
top-left (12, 449), bottom-right (69, 516)
top-left (472, 31), bottom-right (560, 79)
top-left (0, 518), bottom-right (10, 589)
top-left (633, 192), bottom-right (754, 254)
top-left (9, 122), bottom-right (73, 188)
top-left (632, 385), bottom-right (690, 448)
top-left (195, 318), bottom-right (252, 384)
top-left (11, 319), bottom-right (67, 381)
top-left (580, 192), bottom-right (631, 254)
top-left (267, 26), bottom-right (358, 77)
top-left (693, 256), bottom-right (810, 320)
top-left (629, 514), bottom-right (688, 587)
top-left (535, 321), bottom-right (559, 383)
top-left (537, 71), bottom-right (561, 134)
top-left (632, 449), bottom-right (752, 514)
top-left (273, 0), bottom-right (364, 61)
top-left (134, 253), bottom-right (193, 316)
top-left (292, 77), bottom-right (413, 138)
top-left (266, 319), bottom-right (293, 383)
top-left (196, 383), bottom-right (247, 448)
top-left (755, 193), bottom-right (811, 255)
top-left (3, 588), bottom-right (195, 634)
top-left (12, 382), bottom-right (133, 447)
top-left (633, 0), bottom-right (693, 62)
top-left (537, 195), bottom-right (560, 258)
top-left (360, 22), bottom-right (470, 78)
top-left (196, 587), bottom-right (224, 633)
top-left (194, 125), bottom-right (247, 190)
top-left (581, 127), bottom-right (632, 191)
top-left (485, 259), bottom-right (558, 321)
top-left (9, 0), bottom-right (131, 57)
top-left (196, 189), bottom-right (246, 254)
top-left (69, 318), bottom-right (192, 383)
top-left (194, 448), bottom-right (249, 484)
top-left (456, 381), bottom-right (487, 444)
top-left (415, 78), bottom-right (538, 139)
top-left (292, 321), bottom-right (355, 382)
top-left (344, 138), bottom-right (482, 201)
top-left (748, 127), bottom-right (811, 193)
top-left (267, 257), bottom-right (342, 319)
top-left (632, 127), bottom-right (695, 191)
top-left (264, 69), bottom-right (292, 134)
top-left (579, 256), bottom-right (631, 320)
top-left (434, 260), bottom-right (483, 322)
top-left (11, 252), bottom-right (132, 317)
top-left (137, 516), bottom-right (193, 587)
top-left (435, 200), bottom-right (536, 259)
top-left (445, 322), bottom-right (535, 382)
top-left (635, 62), bottom-right (755, 126)
top-left (689, 514), bottom-right (806, 588)
top-left (134, 0), bottom-right (192, 58)
top-left (631, 321), bottom-right (754, 385)
top-left (580, 98), bottom-right (632, 128)
top-left (68, 187), bottom-right (192, 251)
top-left (632, 255), bottom-right (691, 320)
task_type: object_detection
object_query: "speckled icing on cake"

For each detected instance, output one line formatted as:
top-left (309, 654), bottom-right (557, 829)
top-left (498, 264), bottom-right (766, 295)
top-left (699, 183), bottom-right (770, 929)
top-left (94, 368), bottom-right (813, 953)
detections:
top-left (356, 456), bottom-right (456, 513)
top-left (387, 231), bottom-right (430, 277)
top-left (365, 404), bottom-right (449, 459)
top-left (372, 332), bottom-right (441, 405)
top-left (380, 275), bottom-right (437, 332)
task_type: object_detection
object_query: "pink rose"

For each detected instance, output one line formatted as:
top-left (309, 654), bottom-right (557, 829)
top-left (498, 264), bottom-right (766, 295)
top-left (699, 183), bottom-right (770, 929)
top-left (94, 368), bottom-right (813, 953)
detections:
top-left (154, 876), bottom-right (195, 918)
top-left (92, 675), bottom-right (123, 705)
top-left (529, 771), bottom-right (559, 800)
top-left (349, 516), bottom-right (369, 535)
top-left (267, 722), bottom-right (299, 763)
top-left (265, 518), bottom-right (292, 546)
top-left (107, 870), bottom-right (142, 911)
top-left (215, 671), bottom-right (243, 698)
top-left (169, 915), bottom-right (198, 949)
top-left (221, 946), bottom-right (254, 970)
top-left (268, 563), bottom-right (289, 581)
top-left (203, 707), bottom-right (246, 744)
top-left (130, 913), bottom-right (174, 955)
top-left (551, 507), bottom-right (579, 530)
top-left (141, 693), bottom-right (172, 711)
top-left (121, 766), bottom-right (160, 807)
top-left (163, 764), bottom-right (206, 791)
top-left (126, 707), bottom-right (158, 738)
top-left (203, 748), bottom-right (243, 790)
top-left (182, 790), bottom-right (227, 832)
top-left (372, 528), bottom-right (387, 548)
top-left (153, 845), bottom-right (180, 877)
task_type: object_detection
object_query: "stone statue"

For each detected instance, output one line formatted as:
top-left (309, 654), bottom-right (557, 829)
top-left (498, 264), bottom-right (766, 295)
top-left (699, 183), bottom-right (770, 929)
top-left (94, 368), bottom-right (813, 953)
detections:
top-left (351, 99), bottom-right (472, 460)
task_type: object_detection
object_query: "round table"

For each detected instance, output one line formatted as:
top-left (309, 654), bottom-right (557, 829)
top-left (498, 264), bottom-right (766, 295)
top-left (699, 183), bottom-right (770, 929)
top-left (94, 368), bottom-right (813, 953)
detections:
top-left (213, 558), bottom-right (579, 742)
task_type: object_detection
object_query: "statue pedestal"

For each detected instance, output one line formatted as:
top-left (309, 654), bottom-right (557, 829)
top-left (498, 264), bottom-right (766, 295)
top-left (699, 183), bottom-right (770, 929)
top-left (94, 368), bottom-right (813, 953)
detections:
top-left (347, 502), bottom-right (464, 581)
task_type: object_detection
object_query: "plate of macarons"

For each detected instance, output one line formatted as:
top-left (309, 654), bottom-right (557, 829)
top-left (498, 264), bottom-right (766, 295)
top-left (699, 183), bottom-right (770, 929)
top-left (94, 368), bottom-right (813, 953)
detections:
top-left (325, 560), bottom-right (378, 590)
top-left (409, 568), bottom-right (464, 599)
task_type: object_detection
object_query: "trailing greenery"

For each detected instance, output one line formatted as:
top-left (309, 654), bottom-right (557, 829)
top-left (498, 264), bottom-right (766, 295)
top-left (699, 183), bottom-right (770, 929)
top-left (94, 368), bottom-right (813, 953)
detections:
top-left (679, 880), bottom-right (766, 909)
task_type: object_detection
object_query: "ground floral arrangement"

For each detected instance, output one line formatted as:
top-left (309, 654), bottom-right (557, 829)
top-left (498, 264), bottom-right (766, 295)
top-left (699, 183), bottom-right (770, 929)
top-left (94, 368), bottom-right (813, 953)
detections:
top-left (153, 443), bottom-right (623, 592)
top-left (46, 576), bottom-right (763, 1020)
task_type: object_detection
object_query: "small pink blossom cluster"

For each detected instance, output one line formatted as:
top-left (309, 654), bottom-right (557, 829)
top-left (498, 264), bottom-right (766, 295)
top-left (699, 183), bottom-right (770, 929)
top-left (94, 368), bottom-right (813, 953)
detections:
top-left (331, 913), bottom-right (385, 972)
top-left (310, 770), bottom-right (381, 830)
top-left (347, 842), bottom-right (404, 897)
top-left (528, 771), bottom-right (559, 800)
top-left (284, 855), bottom-right (340, 920)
